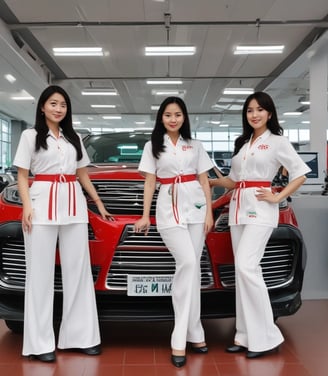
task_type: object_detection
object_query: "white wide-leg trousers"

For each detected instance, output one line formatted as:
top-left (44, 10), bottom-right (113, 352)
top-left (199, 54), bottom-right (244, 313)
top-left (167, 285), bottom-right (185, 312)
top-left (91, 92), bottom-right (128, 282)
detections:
top-left (22, 223), bottom-right (100, 356)
top-left (230, 224), bottom-right (284, 352)
top-left (160, 223), bottom-right (205, 351)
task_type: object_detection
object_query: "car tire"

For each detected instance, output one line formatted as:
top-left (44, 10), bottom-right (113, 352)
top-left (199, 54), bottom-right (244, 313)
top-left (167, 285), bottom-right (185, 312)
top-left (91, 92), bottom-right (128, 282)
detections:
top-left (5, 320), bottom-right (23, 334)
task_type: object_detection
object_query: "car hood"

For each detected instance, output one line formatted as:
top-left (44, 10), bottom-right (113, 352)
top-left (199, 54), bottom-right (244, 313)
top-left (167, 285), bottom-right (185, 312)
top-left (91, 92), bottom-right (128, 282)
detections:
top-left (87, 162), bottom-right (143, 180)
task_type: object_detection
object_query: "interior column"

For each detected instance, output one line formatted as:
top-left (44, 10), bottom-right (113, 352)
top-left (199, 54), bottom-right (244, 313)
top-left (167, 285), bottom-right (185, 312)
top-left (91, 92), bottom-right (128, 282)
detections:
top-left (309, 47), bottom-right (328, 183)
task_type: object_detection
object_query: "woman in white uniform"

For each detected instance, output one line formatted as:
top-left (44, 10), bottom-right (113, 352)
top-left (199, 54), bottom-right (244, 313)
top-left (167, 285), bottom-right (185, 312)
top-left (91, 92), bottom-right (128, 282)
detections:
top-left (14, 86), bottom-right (111, 362)
top-left (210, 92), bottom-right (310, 358)
top-left (134, 97), bottom-right (214, 367)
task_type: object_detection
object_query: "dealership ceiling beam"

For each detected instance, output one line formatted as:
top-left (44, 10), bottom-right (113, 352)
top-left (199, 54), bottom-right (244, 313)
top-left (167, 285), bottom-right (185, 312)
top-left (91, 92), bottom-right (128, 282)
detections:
top-left (6, 19), bottom-right (328, 30)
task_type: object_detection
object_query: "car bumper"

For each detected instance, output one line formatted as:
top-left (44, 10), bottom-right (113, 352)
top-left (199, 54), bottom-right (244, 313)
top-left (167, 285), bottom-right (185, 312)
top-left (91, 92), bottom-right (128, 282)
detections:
top-left (0, 287), bottom-right (302, 323)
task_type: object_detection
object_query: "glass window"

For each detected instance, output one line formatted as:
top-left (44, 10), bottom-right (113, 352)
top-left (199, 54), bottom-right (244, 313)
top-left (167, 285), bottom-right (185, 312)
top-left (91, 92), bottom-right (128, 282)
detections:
top-left (299, 129), bottom-right (310, 142)
top-left (0, 117), bottom-right (11, 172)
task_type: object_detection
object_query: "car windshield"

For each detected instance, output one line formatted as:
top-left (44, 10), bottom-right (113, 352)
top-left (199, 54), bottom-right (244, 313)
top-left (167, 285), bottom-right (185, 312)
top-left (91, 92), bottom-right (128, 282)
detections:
top-left (82, 132), bottom-right (150, 164)
top-left (82, 131), bottom-right (228, 200)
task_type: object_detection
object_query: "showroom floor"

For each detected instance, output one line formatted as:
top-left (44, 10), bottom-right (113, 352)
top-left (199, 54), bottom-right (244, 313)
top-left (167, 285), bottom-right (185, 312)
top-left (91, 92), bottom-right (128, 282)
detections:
top-left (0, 300), bottom-right (326, 376)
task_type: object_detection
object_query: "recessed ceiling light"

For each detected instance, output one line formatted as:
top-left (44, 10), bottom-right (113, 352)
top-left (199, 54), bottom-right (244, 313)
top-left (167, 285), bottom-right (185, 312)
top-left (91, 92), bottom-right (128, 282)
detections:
top-left (11, 90), bottom-right (34, 100)
top-left (151, 105), bottom-right (160, 111)
top-left (298, 96), bottom-right (310, 105)
top-left (82, 89), bottom-right (117, 96)
top-left (152, 89), bottom-right (183, 96)
top-left (218, 97), bottom-right (245, 103)
top-left (283, 112), bottom-right (302, 116)
top-left (11, 96), bottom-right (34, 100)
top-left (223, 88), bottom-right (254, 95)
top-left (234, 45), bottom-right (284, 55)
top-left (135, 121), bottom-right (146, 125)
top-left (146, 80), bottom-right (183, 85)
top-left (53, 47), bottom-right (104, 56)
top-left (4, 74), bottom-right (16, 83)
top-left (91, 104), bottom-right (116, 108)
top-left (145, 46), bottom-right (196, 56)
top-left (102, 115), bottom-right (122, 119)
top-left (229, 104), bottom-right (243, 111)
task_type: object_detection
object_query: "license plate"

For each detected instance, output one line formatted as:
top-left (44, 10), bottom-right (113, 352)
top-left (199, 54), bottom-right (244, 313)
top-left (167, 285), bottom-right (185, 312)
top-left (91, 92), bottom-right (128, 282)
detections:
top-left (127, 275), bottom-right (173, 296)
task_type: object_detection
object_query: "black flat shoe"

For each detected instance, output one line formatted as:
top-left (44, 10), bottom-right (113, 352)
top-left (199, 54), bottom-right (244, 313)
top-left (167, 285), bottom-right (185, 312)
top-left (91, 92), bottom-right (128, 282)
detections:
top-left (191, 345), bottom-right (208, 354)
top-left (246, 346), bottom-right (279, 359)
top-left (171, 354), bottom-right (186, 367)
top-left (78, 345), bottom-right (102, 355)
top-left (226, 344), bottom-right (247, 353)
top-left (29, 351), bottom-right (56, 362)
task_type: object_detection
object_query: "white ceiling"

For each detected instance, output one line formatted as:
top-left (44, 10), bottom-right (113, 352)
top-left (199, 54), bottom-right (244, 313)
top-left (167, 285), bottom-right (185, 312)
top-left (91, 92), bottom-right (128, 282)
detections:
top-left (0, 0), bottom-right (328, 133)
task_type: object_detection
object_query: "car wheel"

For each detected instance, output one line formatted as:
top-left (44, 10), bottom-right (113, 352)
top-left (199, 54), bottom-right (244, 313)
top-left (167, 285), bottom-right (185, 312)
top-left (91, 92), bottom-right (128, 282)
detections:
top-left (5, 320), bottom-right (23, 334)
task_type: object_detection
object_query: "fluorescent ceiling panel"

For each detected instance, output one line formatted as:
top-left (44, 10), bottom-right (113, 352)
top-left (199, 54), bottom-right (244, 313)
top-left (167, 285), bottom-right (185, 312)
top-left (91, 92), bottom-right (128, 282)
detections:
top-left (53, 47), bottom-right (104, 56)
top-left (234, 45), bottom-right (284, 55)
top-left (146, 80), bottom-right (183, 85)
top-left (223, 88), bottom-right (254, 95)
top-left (145, 46), bottom-right (196, 56)
top-left (82, 89), bottom-right (117, 96)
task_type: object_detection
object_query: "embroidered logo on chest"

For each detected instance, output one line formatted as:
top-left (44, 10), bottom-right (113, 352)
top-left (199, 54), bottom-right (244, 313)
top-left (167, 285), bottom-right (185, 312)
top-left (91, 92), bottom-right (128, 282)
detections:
top-left (258, 144), bottom-right (269, 150)
top-left (182, 145), bottom-right (193, 151)
top-left (247, 211), bottom-right (257, 218)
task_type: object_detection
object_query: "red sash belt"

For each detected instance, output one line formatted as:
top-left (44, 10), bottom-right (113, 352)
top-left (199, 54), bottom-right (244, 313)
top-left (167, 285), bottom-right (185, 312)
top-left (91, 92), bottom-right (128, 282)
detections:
top-left (158, 174), bottom-right (197, 224)
top-left (158, 174), bottom-right (197, 185)
top-left (34, 174), bottom-right (77, 220)
top-left (233, 180), bottom-right (271, 224)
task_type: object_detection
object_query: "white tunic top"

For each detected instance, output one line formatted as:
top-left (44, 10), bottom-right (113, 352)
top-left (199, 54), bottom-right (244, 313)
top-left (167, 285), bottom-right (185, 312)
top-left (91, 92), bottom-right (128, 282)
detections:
top-left (13, 128), bottom-right (90, 225)
top-left (139, 135), bottom-right (214, 230)
top-left (228, 130), bottom-right (311, 227)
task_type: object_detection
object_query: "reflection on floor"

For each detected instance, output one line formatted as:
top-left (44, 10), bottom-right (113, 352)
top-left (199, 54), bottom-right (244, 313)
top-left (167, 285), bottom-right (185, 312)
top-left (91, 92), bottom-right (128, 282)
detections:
top-left (0, 300), bottom-right (327, 376)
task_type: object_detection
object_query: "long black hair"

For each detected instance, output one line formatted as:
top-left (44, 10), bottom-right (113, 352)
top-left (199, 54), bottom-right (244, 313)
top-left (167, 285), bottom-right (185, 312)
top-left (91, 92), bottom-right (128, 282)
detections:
top-left (35, 85), bottom-right (83, 160)
top-left (151, 96), bottom-right (192, 159)
top-left (233, 91), bottom-right (283, 156)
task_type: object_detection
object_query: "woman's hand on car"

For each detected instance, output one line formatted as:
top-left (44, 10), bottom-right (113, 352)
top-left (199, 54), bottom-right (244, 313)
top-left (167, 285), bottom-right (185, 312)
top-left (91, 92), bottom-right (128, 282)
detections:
top-left (134, 216), bottom-right (151, 235)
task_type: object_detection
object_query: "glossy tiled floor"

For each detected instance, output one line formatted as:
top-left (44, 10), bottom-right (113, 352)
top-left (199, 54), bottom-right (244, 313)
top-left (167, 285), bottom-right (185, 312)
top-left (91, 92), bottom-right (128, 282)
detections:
top-left (0, 300), bottom-right (326, 376)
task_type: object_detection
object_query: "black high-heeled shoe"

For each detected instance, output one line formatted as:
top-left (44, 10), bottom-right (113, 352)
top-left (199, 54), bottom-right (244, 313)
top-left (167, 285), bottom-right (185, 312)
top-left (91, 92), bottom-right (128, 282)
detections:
top-left (226, 344), bottom-right (247, 353)
top-left (191, 345), bottom-right (208, 354)
top-left (78, 345), bottom-right (102, 355)
top-left (171, 354), bottom-right (186, 367)
top-left (29, 351), bottom-right (56, 362)
top-left (61, 344), bottom-right (102, 356)
top-left (246, 346), bottom-right (279, 359)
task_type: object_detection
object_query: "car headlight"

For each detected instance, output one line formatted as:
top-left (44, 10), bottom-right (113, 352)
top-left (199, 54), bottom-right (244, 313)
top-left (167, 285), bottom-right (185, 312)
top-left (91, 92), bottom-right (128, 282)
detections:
top-left (3, 184), bottom-right (22, 205)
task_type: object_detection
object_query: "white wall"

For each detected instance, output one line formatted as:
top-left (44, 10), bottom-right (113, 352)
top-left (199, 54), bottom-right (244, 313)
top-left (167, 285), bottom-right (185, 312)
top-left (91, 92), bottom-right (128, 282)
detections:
top-left (291, 194), bottom-right (328, 299)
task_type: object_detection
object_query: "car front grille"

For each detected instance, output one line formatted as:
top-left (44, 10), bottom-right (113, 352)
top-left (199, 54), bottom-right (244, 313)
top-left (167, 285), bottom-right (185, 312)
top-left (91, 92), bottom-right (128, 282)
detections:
top-left (106, 225), bottom-right (214, 291)
top-left (0, 228), bottom-right (296, 293)
top-left (0, 239), bottom-right (25, 287)
top-left (0, 240), bottom-right (100, 291)
top-left (0, 225), bottom-right (214, 292)
top-left (90, 180), bottom-right (158, 216)
top-left (219, 241), bottom-right (297, 290)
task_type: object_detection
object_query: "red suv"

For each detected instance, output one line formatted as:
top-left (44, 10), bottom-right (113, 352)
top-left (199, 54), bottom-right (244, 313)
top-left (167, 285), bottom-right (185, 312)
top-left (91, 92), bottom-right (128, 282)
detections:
top-left (0, 132), bottom-right (306, 333)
